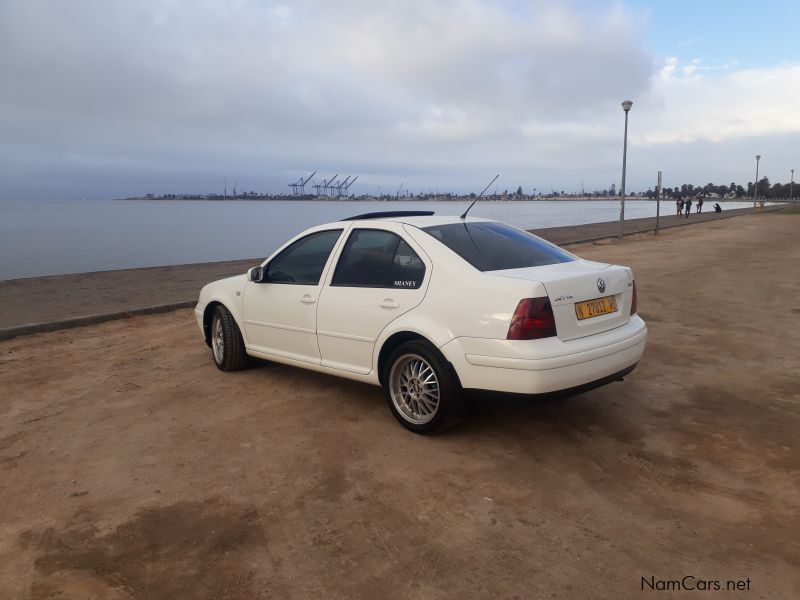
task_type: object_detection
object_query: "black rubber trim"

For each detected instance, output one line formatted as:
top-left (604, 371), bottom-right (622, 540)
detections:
top-left (342, 211), bottom-right (435, 221)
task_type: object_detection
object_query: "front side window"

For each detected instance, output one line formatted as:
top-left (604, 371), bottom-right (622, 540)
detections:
top-left (265, 229), bottom-right (342, 284)
top-left (332, 229), bottom-right (425, 288)
top-left (422, 221), bottom-right (575, 271)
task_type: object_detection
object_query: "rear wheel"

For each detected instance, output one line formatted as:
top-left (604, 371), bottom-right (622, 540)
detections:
top-left (211, 305), bottom-right (248, 371)
top-left (383, 340), bottom-right (462, 434)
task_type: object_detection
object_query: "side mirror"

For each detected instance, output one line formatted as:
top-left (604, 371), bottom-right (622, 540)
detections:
top-left (247, 266), bottom-right (265, 283)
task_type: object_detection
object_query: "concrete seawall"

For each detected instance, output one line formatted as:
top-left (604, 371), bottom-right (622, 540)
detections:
top-left (0, 204), bottom-right (785, 340)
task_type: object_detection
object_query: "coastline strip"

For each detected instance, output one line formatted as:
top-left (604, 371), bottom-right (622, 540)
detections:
top-left (0, 205), bottom-right (786, 340)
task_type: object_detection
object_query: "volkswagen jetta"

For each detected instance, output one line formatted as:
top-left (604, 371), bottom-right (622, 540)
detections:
top-left (196, 211), bottom-right (647, 433)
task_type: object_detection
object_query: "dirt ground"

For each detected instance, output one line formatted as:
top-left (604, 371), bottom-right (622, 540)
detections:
top-left (1, 212), bottom-right (798, 599)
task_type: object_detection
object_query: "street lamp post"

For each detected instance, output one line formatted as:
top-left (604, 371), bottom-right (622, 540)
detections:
top-left (619, 100), bottom-right (633, 239)
top-left (753, 155), bottom-right (761, 209)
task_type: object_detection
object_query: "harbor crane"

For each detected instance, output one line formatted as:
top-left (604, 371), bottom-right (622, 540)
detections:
top-left (299, 171), bottom-right (316, 196)
top-left (334, 175), bottom-right (352, 197)
top-left (288, 171), bottom-right (316, 196)
top-left (312, 174), bottom-right (337, 196)
top-left (343, 175), bottom-right (358, 197)
top-left (322, 174), bottom-right (339, 196)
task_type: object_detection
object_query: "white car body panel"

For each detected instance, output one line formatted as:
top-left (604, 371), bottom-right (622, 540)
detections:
top-left (243, 281), bottom-right (325, 364)
top-left (316, 222), bottom-right (432, 374)
top-left (492, 260), bottom-right (633, 341)
top-left (196, 214), bottom-right (647, 395)
top-left (440, 316), bottom-right (646, 393)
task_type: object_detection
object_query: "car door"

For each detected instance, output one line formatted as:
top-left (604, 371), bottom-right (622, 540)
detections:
top-left (316, 227), bottom-right (429, 374)
top-left (243, 228), bottom-right (344, 364)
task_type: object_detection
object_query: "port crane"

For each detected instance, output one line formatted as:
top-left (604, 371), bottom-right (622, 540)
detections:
top-left (288, 171), bottom-right (316, 196)
top-left (313, 173), bottom-right (338, 196)
top-left (343, 175), bottom-right (358, 197)
top-left (333, 176), bottom-right (352, 197)
top-left (322, 174), bottom-right (339, 196)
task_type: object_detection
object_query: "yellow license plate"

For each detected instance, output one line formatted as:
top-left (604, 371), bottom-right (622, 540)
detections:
top-left (574, 296), bottom-right (618, 320)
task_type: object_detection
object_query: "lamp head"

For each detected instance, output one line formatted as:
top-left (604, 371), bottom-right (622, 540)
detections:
top-left (756, 155), bottom-right (761, 161)
top-left (622, 100), bottom-right (633, 112)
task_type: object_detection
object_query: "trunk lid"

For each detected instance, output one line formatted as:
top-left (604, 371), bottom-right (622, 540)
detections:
top-left (491, 259), bottom-right (633, 341)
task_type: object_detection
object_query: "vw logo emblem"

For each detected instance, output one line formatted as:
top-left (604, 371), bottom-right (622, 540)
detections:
top-left (597, 277), bottom-right (606, 293)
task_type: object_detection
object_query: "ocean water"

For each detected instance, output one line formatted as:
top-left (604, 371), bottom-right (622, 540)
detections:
top-left (0, 198), bottom-right (765, 280)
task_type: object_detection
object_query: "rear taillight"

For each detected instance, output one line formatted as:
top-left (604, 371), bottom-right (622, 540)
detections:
top-left (507, 297), bottom-right (557, 340)
top-left (630, 281), bottom-right (638, 315)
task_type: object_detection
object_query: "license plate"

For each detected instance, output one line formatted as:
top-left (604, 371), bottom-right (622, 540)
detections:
top-left (574, 295), bottom-right (618, 320)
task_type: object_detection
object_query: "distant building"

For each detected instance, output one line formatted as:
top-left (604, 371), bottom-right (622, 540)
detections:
top-left (610, 183), bottom-right (616, 196)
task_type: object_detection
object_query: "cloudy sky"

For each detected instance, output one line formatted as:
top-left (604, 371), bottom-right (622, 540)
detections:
top-left (0, 0), bottom-right (798, 199)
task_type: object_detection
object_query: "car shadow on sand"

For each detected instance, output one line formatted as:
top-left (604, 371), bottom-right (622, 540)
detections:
top-left (244, 355), bottom-right (643, 446)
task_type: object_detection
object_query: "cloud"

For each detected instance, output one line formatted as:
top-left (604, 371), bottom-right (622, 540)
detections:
top-left (0, 0), bottom-right (796, 199)
top-left (636, 58), bottom-right (800, 145)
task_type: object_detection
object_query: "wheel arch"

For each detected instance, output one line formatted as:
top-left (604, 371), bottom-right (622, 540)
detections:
top-left (202, 300), bottom-right (246, 347)
top-left (376, 330), bottom-right (461, 388)
top-left (202, 301), bottom-right (224, 347)
top-left (377, 331), bottom-right (426, 385)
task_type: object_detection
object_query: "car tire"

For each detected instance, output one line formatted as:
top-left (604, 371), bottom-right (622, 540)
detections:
top-left (382, 340), bottom-right (462, 434)
top-left (210, 305), bottom-right (248, 371)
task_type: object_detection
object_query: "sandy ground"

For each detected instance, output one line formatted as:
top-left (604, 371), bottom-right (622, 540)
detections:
top-left (1, 212), bottom-right (798, 599)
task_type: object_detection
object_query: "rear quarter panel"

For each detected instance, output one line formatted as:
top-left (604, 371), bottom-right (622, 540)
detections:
top-left (398, 224), bottom-right (548, 340)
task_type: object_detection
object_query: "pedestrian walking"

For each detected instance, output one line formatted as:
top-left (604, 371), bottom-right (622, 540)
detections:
top-left (676, 198), bottom-right (684, 216)
top-left (684, 198), bottom-right (692, 218)
top-left (697, 196), bottom-right (704, 213)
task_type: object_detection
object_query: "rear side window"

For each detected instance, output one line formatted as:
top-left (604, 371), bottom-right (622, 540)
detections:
top-left (389, 240), bottom-right (426, 289)
top-left (332, 229), bottom-right (425, 288)
top-left (265, 229), bottom-right (342, 284)
top-left (422, 221), bottom-right (574, 272)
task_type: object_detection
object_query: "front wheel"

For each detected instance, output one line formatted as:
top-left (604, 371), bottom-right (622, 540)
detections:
top-left (210, 305), bottom-right (248, 371)
top-left (383, 340), bottom-right (462, 434)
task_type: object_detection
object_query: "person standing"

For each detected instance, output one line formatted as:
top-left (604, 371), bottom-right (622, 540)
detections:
top-left (697, 195), bottom-right (704, 213)
top-left (677, 197), bottom-right (684, 216)
top-left (684, 197), bottom-right (692, 218)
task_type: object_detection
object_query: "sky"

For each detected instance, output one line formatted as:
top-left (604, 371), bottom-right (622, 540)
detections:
top-left (0, 0), bottom-right (798, 199)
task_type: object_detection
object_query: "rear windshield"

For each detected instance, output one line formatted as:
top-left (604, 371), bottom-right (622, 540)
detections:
top-left (422, 221), bottom-right (575, 272)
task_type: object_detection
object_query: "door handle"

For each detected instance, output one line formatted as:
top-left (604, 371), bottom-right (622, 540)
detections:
top-left (380, 299), bottom-right (399, 309)
top-left (301, 295), bottom-right (316, 304)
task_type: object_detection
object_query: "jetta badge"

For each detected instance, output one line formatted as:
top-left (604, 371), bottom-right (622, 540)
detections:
top-left (597, 277), bottom-right (606, 293)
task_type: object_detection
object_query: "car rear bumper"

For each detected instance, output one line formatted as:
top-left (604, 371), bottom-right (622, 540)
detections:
top-left (440, 315), bottom-right (647, 394)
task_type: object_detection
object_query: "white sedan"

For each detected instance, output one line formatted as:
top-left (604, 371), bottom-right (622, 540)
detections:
top-left (196, 211), bottom-right (647, 433)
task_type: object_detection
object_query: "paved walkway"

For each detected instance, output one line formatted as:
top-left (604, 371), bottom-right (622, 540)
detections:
top-left (533, 204), bottom-right (778, 244)
top-left (0, 204), bottom-right (784, 339)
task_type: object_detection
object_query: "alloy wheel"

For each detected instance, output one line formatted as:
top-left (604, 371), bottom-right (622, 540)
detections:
top-left (212, 316), bottom-right (225, 364)
top-left (389, 354), bottom-right (440, 425)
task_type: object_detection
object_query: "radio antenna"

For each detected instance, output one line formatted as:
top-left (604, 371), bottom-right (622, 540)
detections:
top-left (460, 174), bottom-right (500, 219)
